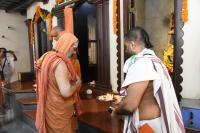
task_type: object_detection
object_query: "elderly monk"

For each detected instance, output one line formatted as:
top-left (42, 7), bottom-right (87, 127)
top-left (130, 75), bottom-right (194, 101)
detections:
top-left (52, 27), bottom-right (82, 131)
top-left (35, 31), bottom-right (81, 133)
top-left (52, 26), bottom-right (82, 116)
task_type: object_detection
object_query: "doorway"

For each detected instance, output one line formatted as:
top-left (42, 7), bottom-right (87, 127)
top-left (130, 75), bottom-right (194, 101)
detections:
top-left (74, 2), bottom-right (97, 83)
top-left (34, 18), bottom-right (51, 59)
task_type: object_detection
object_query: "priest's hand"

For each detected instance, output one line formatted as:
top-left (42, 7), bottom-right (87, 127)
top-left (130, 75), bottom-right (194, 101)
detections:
top-left (113, 95), bottom-right (123, 105)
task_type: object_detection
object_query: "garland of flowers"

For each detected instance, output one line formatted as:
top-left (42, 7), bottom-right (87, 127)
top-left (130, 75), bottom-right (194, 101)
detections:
top-left (163, 13), bottom-right (174, 77)
top-left (163, 43), bottom-right (174, 74)
top-left (46, 14), bottom-right (53, 40)
top-left (182, 0), bottom-right (188, 23)
top-left (56, 0), bottom-right (63, 5)
top-left (30, 6), bottom-right (53, 45)
top-left (30, 21), bottom-right (35, 45)
top-left (113, 0), bottom-right (118, 34)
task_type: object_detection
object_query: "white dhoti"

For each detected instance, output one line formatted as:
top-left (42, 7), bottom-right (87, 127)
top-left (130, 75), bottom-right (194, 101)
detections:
top-left (140, 117), bottom-right (162, 133)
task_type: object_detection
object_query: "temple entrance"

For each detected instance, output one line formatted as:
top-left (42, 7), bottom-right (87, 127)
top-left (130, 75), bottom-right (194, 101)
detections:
top-left (74, 2), bottom-right (97, 83)
top-left (118, 0), bottom-right (175, 90)
top-left (55, 0), bottom-right (111, 89)
top-left (34, 18), bottom-right (50, 59)
top-left (123, 0), bottom-right (174, 65)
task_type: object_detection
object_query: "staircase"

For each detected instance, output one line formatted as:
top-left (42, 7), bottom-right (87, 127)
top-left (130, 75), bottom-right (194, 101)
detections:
top-left (17, 98), bottom-right (36, 129)
top-left (2, 81), bottom-right (37, 131)
top-left (2, 81), bottom-right (200, 133)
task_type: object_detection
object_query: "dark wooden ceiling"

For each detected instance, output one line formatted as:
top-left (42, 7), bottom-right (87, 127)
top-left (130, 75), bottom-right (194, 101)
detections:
top-left (0, 0), bottom-right (48, 14)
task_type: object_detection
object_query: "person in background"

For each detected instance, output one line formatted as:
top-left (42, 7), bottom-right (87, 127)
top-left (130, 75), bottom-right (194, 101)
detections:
top-left (111, 27), bottom-right (185, 133)
top-left (0, 48), bottom-right (15, 85)
top-left (0, 48), bottom-right (16, 116)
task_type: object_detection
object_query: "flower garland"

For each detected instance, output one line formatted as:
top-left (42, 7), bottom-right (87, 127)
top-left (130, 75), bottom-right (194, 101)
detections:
top-left (56, 0), bottom-right (63, 5)
top-left (113, 0), bottom-right (118, 34)
top-left (163, 43), bottom-right (174, 74)
top-left (30, 6), bottom-right (53, 45)
top-left (163, 13), bottom-right (174, 76)
top-left (46, 14), bottom-right (53, 40)
top-left (182, 0), bottom-right (188, 23)
top-left (30, 21), bottom-right (35, 45)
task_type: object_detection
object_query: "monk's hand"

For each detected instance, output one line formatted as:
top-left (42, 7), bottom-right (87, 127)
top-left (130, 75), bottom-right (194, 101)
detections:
top-left (33, 84), bottom-right (37, 92)
top-left (33, 84), bottom-right (37, 88)
top-left (113, 95), bottom-right (123, 105)
top-left (75, 75), bottom-right (81, 86)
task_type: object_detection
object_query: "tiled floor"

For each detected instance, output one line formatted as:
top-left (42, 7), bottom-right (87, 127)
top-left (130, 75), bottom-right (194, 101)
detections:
top-left (1, 117), bottom-right (200, 133)
top-left (0, 119), bottom-right (35, 133)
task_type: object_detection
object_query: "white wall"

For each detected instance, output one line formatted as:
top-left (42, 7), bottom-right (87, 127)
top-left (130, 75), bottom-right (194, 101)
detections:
top-left (181, 0), bottom-right (200, 99)
top-left (109, 0), bottom-right (118, 92)
top-left (0, 11), bottom-right (30, 82)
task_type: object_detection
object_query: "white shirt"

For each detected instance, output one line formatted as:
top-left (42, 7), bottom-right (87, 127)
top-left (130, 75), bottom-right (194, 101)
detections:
top-left (0, 54), bottom-right (15, 85)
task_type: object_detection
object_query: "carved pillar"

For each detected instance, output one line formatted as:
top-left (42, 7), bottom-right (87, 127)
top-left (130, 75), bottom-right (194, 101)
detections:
top-left (117, 0), bottom-right (121, 91)
top-left (117, 0), bottom-right (135, 91)
top-left (95, 0), bottom-right (111, 89)
top-left (174, 0), bottom-right (183, 102)
top-left (25, 19), bottom-right (34, 72)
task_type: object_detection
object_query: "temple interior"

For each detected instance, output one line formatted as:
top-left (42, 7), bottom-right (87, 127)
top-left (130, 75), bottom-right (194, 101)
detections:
top-left (0, 0), bottom-right (200, 133)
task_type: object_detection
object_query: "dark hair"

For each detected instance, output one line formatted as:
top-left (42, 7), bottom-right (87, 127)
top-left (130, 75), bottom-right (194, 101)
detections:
top-left (7, 50), bottom-right (17, 61)
top-left (0, 47), bottom-right (7, 58)
top-left (125, 27), bottom-right (153, 48)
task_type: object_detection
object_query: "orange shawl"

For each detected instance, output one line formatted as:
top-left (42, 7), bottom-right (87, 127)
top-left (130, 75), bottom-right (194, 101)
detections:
top-left (35, 33), bottom-right (78, 133)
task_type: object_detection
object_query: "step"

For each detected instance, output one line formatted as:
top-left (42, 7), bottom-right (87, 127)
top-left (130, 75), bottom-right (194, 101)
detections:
top-left (3, 81), bottom-right (36, 100)
top-left (3, 81), bottom-right (35, 93)
top-left (17, 98), bottom-right (37, 105)
top-left (22, 110), bottom-right (36, 130)
top-left (2, 91), bottom-right (36, 119)
top-left (23, 110), bottom-right (36, 121)
top-left (17, 98), bottom-right (37, 110)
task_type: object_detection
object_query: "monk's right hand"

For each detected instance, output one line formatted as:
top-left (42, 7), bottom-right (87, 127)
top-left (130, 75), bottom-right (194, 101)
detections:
top-left (33, 84), bottom-right (37, 92)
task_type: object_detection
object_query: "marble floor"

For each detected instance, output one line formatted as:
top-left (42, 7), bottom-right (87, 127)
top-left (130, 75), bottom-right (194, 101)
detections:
top-left (0, 119), bottom-right (35, 133)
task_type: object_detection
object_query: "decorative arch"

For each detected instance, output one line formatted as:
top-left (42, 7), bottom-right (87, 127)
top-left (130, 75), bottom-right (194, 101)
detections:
top-left (30, 6), bottom-right (53, 45)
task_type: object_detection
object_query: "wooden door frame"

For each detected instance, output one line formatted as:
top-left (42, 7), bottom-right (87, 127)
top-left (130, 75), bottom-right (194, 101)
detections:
top-left (117, 0), bottom-right (184, 101)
